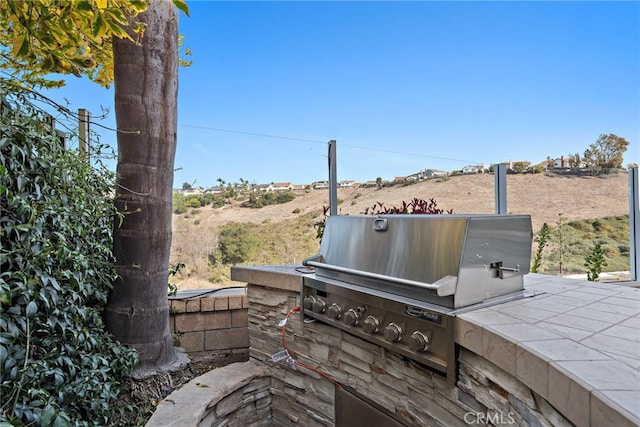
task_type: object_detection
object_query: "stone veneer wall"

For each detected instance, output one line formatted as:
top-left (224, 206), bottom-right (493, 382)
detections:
top-left (248, 283), bottom-right (574, 427)
top-left (169, 293), bottom-right (249, 363)
top-left (147, 360), bottom-right (272, 427)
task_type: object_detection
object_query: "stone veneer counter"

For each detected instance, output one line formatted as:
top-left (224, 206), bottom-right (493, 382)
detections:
top-left (232, 265), bottom-right (640, 427)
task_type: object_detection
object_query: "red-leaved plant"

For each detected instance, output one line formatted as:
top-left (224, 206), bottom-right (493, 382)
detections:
top-left (315, 198), bottom-right (452, 241)
top-left (363, 197), bottom-right (453, 215)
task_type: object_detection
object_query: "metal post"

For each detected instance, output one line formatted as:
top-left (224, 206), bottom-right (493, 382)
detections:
top-left (629, 167), bottom-right (639, 281)
top-left (494, 163), bottom-right (507, 215)
top-left (328, 140), bottom-right (338, 216)
top-left (78, 108), bottom-right (90, 161)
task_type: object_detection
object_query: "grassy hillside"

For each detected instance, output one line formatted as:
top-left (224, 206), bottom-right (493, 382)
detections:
top-left (535, 215), bottom-right (629, 275)
top-left (170, 172), bottom-right (632, 289)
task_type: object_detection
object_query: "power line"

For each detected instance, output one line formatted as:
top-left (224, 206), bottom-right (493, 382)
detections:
top-left (339, 143), bottom-right (477, 164)
top-left (179, 124), bottom-right (327, 144)
top-left (178, 123), bottom-right (482, 165)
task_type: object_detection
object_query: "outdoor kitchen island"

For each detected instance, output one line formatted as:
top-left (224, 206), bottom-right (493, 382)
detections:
top-left (230, 264), bottom-right (639, 427)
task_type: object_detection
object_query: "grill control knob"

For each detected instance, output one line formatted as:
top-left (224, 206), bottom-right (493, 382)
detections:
top-left (303, 295), bottom-right (316, 311)
top-left (384, 323), bottom-right (403, 342)
top-left (312, 298), bottom-right (327, 313)
top-left (343, 309), bottom-right (359, 326)
top-left (409, 331), bottom-right (430, 352)
top-left (363, 316), bottom-right (380, 334)
top-left (327, 303), bottom-right (343, 319)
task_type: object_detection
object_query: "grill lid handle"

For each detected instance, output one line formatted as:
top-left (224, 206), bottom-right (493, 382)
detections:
top-left (303, 256), bottom-right (458, 296)
top-left (432, 275), bottom-right (458, 296)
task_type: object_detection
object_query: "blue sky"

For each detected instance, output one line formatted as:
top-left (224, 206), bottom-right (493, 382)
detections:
top-left (47, 1), bottom-right (639, 188)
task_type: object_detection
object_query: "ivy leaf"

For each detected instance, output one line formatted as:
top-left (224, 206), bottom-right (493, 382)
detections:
top-left (0, 287), bottom-right (10, 305)
top-left (52, 415), bottom-right (73, 427)
top-left (40, 405), bottom-right (56, 426)
top-left (16, 175), bottom-right (25, 191)
top-left (25, 301), bottom-right (38, 317)
top-left (0, 344), bottom-right (7, 364)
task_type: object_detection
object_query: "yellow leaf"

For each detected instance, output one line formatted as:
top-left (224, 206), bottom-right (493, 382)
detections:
top-left (11, 34), bottom-right (24, 56)
top-left (172, 0), bottom-right (189, 17)
top-left (11, 34), bottom-right (30, 58)
top-left (41, 54), bottom-right (54, 71)
top-left (126, 0), bottom-right (148, 15)
top-left (95, 0), bottom-right (108, 9)
top-left (104, 7), bottom-right (128, 25)
top-left (93, 13), bottom-right (108, 38)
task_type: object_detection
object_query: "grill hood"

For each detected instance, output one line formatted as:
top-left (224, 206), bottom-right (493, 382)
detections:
top-left (304, 214), bottom-right (533, 309)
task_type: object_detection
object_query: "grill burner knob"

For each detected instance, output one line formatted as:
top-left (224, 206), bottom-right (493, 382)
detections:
top-left (362, 316), bottom-right (380, 334)
top-left (384, 323), bottom-right (403, 342)
top-left (312, 298), bottom-right (327, 313)
top-left (303, 296), bottom-right (316, 311)
top-left (328, 303), bottom-right (343, 319)
top-left (409, 331), bottom-right (430, 352)
top-left (343, 309), bottom-right (359, 326)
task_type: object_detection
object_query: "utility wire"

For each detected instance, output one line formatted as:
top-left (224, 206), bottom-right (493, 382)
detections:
top-left (178, 123), bottom-right (481, 166)
top-left (179, 124), bottom-right (327, 144)
top-left (339, 143), bottom-right (477, 164)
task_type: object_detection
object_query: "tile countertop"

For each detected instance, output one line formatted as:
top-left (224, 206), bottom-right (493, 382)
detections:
top-left (456, 273), bottom-right (640, 427)
top-left (232, 266), bottom-right (640, 427)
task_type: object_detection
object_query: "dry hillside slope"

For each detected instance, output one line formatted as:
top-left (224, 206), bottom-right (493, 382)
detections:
top-left (175, 172), bottom-right (629, 230)
top-left (171, 172), bottom-right (631, 288)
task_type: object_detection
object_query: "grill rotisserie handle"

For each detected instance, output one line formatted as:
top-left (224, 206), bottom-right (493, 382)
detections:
top-left (302, 257), bottom-right (457, 297)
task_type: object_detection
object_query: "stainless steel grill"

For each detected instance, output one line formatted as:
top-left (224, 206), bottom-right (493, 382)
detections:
top-left (301, 214), bottom-right (533, 383)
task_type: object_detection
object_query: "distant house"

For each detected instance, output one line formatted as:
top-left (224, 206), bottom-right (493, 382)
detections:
top-left (312, 181), bottom-right (329, 190)
top-left (339, 180), bottom-right (358, 188)
top-left (394, 176), bottom-right (407, 182)
top-left (507, 161), bottom-right (532, 173)
top-left (180, 187), bottom-right (205, 195)
top-left (535, 156), bottom-right (582, 171)
top-left (553, 156), bottom-right (570, 169)
top-left (462, 165), bottom-right (479, 174)
top-left (273, 182), bottom-right (293, 191)
top-left (363, 181), bottom-right (378, 188)
top-left (204, 186), bottom-right (222, 194)
top-left (405, 171), bottom-right (423, 181)
top-left (424, 169), bottom-right (448, 178)
top-left (254, 184), bottom-right (271, 192)
top-left (532, 157), bottom-right (567, 170)
top-left (257, 182), bottom-right (293, 192)
top-left (536, 159), bottom-right (555, 170)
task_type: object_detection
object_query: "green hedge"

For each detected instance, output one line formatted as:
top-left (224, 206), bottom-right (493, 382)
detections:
top-left (0, 94), bottom-right (137, 426)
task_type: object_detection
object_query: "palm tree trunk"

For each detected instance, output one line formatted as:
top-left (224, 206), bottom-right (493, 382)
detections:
top-left (104, 0), bottom-right (187, 378)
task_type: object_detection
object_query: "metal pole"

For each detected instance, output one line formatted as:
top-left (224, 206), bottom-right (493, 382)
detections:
top-left (328, 140), bottom-right (338, 216)
top-left (78, 108), bottom-right (90, 161)
top-left (629, 167), bottom-right (639, 281)
top-left (494, 163), bottom-right (507, 215)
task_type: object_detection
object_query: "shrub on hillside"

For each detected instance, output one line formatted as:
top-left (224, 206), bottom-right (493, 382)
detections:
top-left (244, 190), bottom-right (295, 208)
top-left (172, 192), bottom-right (222, 214)
top-left (213, 222), bottom-right (261, 264)
top-left (0, 94), bottom-right (137, 425)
